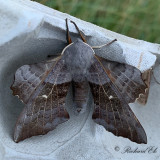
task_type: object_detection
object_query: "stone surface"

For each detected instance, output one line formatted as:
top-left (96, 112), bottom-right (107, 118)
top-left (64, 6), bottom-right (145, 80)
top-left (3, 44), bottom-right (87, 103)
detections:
top-left (0, 0), bottom-right (160, 160)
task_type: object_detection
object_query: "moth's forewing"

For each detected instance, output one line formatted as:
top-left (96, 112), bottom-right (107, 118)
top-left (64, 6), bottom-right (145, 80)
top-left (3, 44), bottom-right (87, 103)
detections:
top-left (11, 56), bottom-right (71, 143)
top-left (88, 55), bottom-right (147, 144)
top-left (95, 56), bottom-right (147, 104)
top-left (11, 56), bottom-right (61, 104)
top-left (137, 69), bottom-right (152, 105)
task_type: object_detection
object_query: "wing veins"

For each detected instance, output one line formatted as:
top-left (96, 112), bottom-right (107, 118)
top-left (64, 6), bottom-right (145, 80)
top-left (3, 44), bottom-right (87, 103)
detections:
top-left (25, 56), bottom-right (62, 104)
top-left (94, 55), bottom-right (134, 139)
top-left (20, 72), bottom-right (45, 92)
top-left (94, 62), bottom-right (118, 135)
top-left (109, 67), bottom-right (145, 94)
top-left (26, 56), bottom-right (63, 132)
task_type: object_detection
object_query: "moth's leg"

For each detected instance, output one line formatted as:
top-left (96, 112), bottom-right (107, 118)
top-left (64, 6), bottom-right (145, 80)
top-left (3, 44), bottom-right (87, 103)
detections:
top-left (70, 20), bottom-right (87, 43)
top-left (92, 39), bottom-right (117, 49)
top-left (66, 18), bottom-right (72, 44)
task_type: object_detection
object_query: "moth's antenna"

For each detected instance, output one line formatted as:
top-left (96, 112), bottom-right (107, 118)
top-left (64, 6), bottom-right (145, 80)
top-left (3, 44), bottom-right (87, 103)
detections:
top-left (70, 20), bottom-right (87, 43)
top-left (66, 18), bottom-right (72, 44)
top-left (92, 39), bottom-right (117, 49)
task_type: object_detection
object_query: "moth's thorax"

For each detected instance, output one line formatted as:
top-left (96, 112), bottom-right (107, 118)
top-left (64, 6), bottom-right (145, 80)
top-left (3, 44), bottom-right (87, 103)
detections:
top-left (63, 39), bottom-right (94, 81)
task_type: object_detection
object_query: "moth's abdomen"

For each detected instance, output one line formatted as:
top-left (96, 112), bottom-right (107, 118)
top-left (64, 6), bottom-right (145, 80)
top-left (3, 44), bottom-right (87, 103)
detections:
top-left (72, 81), bottom-right (89, 112)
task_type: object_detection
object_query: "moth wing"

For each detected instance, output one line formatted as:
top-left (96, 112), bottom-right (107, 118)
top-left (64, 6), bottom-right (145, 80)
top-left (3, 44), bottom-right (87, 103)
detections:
top-left (87, 56), bottom-right (147, 144)
top-left (11, 56), bottom-right (71, 142)
top-left (137, 69), bottom-right (152, 105)
top-left (96, 56), bottom-right (147, 104)
top-left (11, 56), bottom-right (61, 104)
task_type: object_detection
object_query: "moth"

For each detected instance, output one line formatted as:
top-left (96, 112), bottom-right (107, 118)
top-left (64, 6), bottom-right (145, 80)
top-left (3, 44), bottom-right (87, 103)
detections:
top-left (11, 19), bottom-right (147, 144)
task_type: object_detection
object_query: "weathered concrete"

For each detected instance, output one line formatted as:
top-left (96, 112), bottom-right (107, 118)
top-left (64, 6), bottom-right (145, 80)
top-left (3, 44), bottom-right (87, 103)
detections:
top-left (0, 0), bottom-right (160, 160)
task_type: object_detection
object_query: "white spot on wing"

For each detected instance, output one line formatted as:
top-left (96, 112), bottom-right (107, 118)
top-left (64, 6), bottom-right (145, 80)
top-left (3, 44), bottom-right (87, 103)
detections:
top-left (42, 95), bottom-right (48, 99)
top-left (109, 95), bottom-right (113, 99)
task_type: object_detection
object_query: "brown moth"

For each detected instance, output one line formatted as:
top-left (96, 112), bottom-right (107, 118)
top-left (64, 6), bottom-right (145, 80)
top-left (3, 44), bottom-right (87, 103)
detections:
top-left (11, 19), bottom-right (147, 144)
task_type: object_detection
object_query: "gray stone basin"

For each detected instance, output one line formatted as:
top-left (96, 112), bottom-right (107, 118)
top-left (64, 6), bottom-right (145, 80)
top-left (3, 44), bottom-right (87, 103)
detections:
top-left (0, 0), bottom-right (160, 160)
